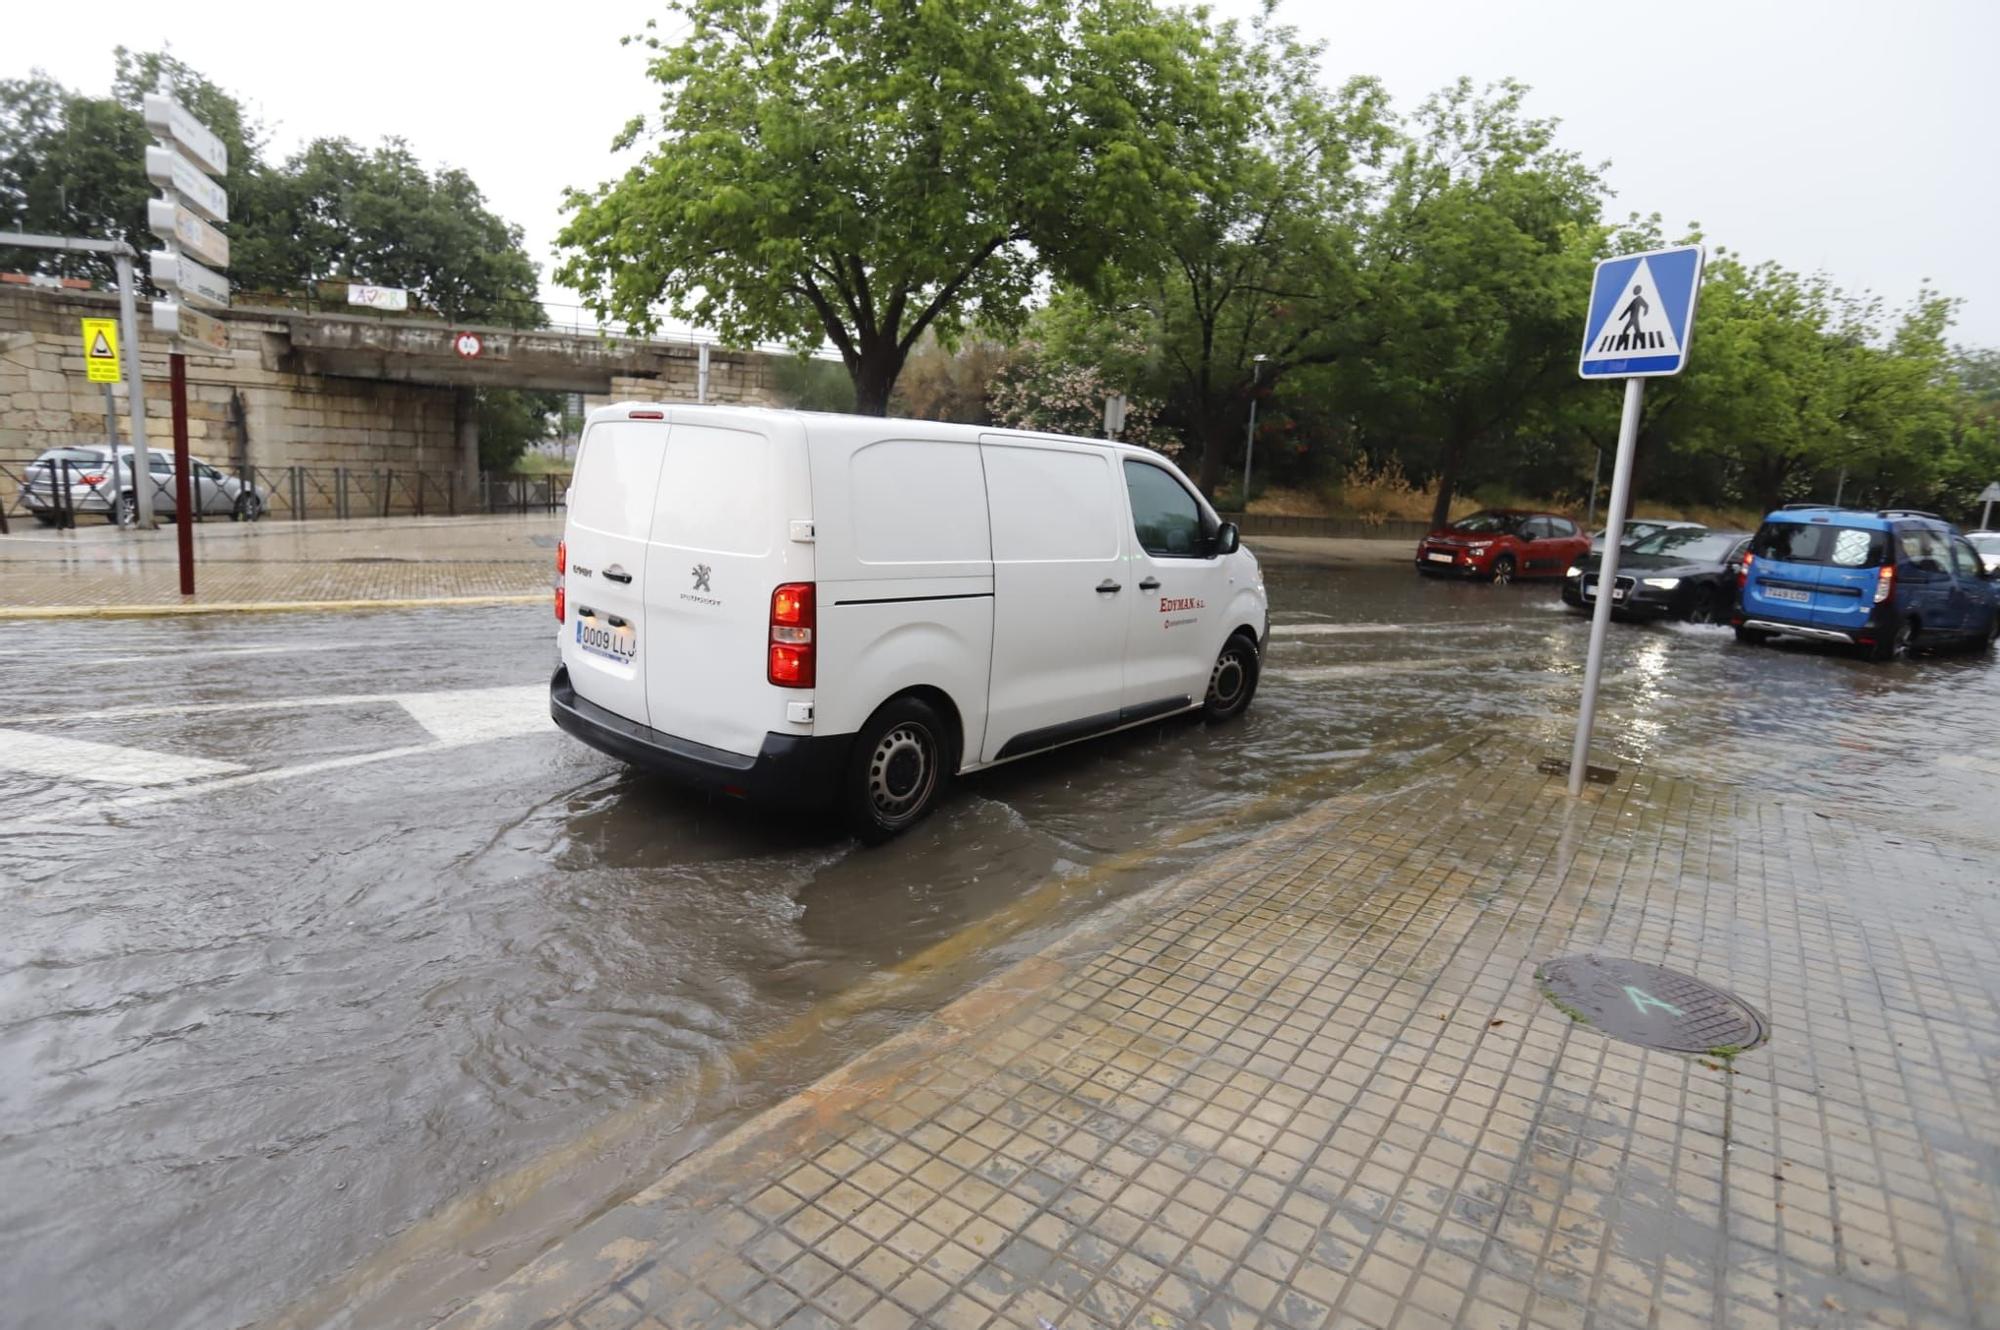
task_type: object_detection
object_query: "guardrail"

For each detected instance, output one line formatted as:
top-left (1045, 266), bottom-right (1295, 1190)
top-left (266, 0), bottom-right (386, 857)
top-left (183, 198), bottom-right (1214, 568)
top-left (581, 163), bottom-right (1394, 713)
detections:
top-left (1, 462), bottom-right (567, 533)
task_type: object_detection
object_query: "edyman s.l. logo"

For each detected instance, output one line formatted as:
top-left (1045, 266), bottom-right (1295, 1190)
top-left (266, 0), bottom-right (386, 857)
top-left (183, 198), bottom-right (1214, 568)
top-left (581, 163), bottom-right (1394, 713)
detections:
top-left (1159, 596), bottom-right (1205, 613)
top-left (691, 564), bottom-right (712, 592)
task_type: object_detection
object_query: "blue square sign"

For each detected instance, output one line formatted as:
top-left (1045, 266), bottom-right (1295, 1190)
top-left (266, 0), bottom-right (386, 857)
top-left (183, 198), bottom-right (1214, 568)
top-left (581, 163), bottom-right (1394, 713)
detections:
top-left (1579, 245), bottom-right (1704, 378)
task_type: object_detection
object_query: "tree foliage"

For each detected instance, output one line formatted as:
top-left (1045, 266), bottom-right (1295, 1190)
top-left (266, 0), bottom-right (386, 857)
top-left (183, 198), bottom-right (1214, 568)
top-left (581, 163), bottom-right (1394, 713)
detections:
top-left (0, 51), bottom-right (541, 323)
top-left (558, 0), bottom-right (1213, 414)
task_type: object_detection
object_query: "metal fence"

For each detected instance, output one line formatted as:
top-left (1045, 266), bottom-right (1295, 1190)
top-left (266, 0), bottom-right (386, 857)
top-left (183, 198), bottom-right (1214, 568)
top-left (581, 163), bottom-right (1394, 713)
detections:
top-left (0, 461), bottom-right (567, 533)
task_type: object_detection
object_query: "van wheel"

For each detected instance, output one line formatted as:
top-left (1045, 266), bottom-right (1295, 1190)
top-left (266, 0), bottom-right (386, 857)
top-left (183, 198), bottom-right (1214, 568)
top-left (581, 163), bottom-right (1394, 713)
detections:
top-left (842, 696), bottom-right (950, 844)
top-left (1204, 634), bottom-right (1260, 722)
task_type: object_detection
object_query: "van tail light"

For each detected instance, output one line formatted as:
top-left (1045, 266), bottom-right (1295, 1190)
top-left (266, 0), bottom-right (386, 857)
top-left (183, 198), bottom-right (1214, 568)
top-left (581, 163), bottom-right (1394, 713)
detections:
top-left (556, 539), bottom-right (566, 575)
top-left (629, 410), bottom-right (664, 420)
top-left (1738, 551), bottom-right (1753, 591)
top-left (1874, 564), bottom-right (1895, 604)
top-left (555, 584), bottom-right (566, 623)
top-left (769, 582), bottom-right (815, 688)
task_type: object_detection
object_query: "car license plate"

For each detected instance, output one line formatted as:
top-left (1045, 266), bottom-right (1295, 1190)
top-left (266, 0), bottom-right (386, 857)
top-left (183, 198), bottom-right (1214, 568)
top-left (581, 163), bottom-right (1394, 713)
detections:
top-left (575, 614), bottom-right (637, 664)
top-left (1766, 586), bottom-right (1810, 604)
top-left (1426, 552), bottom-right (1453, 563)
top-left (1612, 586), bottom-right (1626, 601)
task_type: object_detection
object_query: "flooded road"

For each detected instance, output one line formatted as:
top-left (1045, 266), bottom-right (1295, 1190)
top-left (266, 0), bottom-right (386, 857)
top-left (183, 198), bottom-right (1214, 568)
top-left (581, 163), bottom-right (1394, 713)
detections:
top-left (3, 557), bottom-right (1997, 1329)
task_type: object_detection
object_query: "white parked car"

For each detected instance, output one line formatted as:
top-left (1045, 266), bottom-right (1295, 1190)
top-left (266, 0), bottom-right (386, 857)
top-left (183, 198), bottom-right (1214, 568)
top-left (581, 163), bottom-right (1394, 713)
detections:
top-left (549, 404), bottom-right (1270, 841)
top-left (1969, 531), bottom-right (2000, 575)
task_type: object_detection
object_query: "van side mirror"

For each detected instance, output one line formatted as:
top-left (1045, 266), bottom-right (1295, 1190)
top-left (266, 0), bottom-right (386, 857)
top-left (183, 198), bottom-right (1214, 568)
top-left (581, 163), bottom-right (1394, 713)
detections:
top-left (1213, 522), bottom-right (1240, 556)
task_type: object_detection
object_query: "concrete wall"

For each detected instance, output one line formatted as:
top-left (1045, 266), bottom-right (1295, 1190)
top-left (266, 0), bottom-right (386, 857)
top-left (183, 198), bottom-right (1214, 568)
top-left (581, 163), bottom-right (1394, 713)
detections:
top-left (1, 285), bottom-right (786, 510)
top-left (0, 285), bottom-right (461, 493)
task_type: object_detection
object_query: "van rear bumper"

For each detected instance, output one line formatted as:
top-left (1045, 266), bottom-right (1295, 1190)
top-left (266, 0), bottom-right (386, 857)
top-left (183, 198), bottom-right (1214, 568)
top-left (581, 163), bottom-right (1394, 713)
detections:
top-left (549, 667), bottom-right (849, 805)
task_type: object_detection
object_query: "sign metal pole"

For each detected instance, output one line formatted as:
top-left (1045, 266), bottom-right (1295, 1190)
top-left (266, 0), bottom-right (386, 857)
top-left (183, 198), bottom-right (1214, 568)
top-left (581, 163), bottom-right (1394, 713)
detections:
top-left (1568, 376), bottom-right (1644, 796)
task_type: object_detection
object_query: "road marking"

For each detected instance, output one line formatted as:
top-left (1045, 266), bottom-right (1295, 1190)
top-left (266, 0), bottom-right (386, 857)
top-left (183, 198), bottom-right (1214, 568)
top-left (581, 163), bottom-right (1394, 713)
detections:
top-left (64, 643), bottom-right (351, 667)
top-left (1274, 660), bottom-right (1459, 683)
top-left (0, 730), bottom-right (245, 786)
top-left (109, 743), bottom-right (449, 808)
top-left (101, 687), bottom-right (551, 808)
top-left (1269, 621), bottom-right (1525, 637)
top-left (395, 685), bottom-right (552, 745)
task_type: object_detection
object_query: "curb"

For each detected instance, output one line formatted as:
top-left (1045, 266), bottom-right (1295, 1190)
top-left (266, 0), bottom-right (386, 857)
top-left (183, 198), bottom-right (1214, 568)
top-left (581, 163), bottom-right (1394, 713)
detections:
top-left (0, 593), bottom-right (547, 620)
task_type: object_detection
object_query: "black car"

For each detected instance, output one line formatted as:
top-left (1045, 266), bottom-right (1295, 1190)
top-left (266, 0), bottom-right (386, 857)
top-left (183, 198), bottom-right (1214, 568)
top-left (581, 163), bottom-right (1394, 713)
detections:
top-left (1562, 528), bottom-right (1752, 623)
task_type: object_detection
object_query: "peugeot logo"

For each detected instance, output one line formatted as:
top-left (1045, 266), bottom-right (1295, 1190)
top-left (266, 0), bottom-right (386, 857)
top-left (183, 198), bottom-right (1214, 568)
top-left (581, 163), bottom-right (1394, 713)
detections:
top-left (691, 564), bottom-right (712, 593)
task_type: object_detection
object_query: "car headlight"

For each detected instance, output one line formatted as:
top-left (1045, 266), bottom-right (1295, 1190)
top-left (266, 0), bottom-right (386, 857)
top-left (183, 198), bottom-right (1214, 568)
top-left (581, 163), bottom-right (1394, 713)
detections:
top-left (1468, 543), bottom-right (1492, 552)
top-left (1566, 565), bottom-right (1583, 578)
top-left (1641, 577), bottom-right (1681, 590)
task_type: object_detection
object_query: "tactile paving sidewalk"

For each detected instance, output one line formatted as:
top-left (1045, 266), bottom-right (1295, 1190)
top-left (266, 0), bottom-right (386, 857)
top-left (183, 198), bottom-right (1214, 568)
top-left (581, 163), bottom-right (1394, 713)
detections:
top-left (440, 746), bottom-right (2000, 1330)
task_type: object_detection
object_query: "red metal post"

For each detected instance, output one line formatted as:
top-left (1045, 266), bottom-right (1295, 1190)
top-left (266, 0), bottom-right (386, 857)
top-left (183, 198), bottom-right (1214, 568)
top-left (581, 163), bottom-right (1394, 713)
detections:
top-left (170, 352), bottom-right (195, 595)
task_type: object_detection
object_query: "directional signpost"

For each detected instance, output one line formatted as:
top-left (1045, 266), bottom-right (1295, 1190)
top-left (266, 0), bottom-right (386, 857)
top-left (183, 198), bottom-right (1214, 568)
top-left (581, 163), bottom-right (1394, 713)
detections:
top-left (144, 87), bottom-right (231, 595)
top-left (1566, 245), bottom-right (1705, 796)
top-left (1979, 482), bottom-right (2000, 532)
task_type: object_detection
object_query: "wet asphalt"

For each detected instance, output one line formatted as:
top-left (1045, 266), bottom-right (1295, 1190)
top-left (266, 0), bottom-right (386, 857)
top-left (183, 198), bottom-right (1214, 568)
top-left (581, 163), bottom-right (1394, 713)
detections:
top-left (2, 559), bottom-right (1997, 1329)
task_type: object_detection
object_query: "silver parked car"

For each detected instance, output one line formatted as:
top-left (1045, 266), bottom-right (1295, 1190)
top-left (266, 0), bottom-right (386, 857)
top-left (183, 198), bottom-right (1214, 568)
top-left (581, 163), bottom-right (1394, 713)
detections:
top-left (1969, 531), bottom-right (2000, 575)
top-left (17, 445), bottom-right (268, 526)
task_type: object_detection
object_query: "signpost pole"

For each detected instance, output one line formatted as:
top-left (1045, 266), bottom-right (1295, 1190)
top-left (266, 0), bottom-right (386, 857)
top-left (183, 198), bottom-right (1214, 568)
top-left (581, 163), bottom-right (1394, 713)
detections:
top-left (1568, 377), bottom-right (1644, 796)
top-left (112, 252), bottom-right (155, 528)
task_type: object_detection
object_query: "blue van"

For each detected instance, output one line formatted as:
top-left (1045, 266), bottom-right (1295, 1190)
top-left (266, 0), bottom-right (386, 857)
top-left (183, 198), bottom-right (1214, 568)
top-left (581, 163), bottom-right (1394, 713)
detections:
top-left (1735, 507), bottom-right (2000, 660)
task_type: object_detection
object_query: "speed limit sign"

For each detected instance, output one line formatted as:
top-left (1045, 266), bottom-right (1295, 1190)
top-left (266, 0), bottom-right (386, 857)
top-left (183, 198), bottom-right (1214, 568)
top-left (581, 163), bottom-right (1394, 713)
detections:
top-left (453, 332), bottom-right (483, 359)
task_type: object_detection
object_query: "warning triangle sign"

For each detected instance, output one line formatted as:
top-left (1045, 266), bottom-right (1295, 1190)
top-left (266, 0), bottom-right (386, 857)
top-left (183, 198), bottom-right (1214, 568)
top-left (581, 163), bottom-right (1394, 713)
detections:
top-left (89, 329), bottom-right (114, 358)
top-left (1584, 258), bottom-right (1681, 361)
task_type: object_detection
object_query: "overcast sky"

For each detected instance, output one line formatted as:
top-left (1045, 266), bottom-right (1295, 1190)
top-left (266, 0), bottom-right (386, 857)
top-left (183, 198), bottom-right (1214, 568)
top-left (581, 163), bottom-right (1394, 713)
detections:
top-left (10, 0), bottom-right (1997, 345)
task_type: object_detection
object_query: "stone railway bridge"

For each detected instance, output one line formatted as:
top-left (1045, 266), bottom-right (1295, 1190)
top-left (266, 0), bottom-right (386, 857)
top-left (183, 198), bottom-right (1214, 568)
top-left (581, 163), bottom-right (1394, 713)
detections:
top-left (0, 283), bottom-right (783, 501)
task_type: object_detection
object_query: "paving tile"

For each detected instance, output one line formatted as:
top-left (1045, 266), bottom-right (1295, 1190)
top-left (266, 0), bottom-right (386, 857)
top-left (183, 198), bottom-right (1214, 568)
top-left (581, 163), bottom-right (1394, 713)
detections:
top-left (439, 749), bottom-right (2000, 1330)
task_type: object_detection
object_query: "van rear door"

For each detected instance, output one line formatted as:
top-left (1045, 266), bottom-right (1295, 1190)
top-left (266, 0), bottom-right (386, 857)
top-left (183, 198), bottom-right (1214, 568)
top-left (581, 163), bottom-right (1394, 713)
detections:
top-left (1804, 524), bottom-right (1891, 635)
top-left (562, 418), bottom-right (668, 727)
top-left (641, 415), bottom-right (813, 758)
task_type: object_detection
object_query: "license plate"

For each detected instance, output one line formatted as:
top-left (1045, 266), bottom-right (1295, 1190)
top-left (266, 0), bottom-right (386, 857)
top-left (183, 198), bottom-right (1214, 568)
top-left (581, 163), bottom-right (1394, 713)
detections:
top-left (1766, 586), bottom-right (1810, 604)
top-left (1426, 552), bottom-right (1453, 563)
top-left (1612, 586), bottom-right (1626, 601)
top-left (575, 614), bottom-right (638, 664)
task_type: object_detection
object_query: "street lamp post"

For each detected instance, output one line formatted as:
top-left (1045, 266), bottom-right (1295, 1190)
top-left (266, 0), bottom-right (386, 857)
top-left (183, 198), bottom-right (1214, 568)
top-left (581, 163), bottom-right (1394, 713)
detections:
top-left (1242, 355), bottom-right (1267, 508)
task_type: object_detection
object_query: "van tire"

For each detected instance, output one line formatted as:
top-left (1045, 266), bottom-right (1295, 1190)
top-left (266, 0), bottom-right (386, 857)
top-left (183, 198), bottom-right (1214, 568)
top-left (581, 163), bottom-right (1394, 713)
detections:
top-left (1204, 633), bottom-right (1260, 722)
top-left (841, 695), bottom-right (951, 844)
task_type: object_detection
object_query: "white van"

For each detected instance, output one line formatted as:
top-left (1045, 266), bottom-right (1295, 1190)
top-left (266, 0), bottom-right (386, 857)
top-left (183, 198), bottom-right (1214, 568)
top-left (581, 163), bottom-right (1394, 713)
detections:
top-left (549, 404), bottom-right (1269, 841)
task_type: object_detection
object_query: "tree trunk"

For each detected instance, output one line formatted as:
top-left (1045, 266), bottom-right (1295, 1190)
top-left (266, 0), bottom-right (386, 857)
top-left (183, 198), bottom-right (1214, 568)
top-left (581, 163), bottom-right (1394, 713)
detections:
top-left (1428, 438), bottom-right (1465, 531)
top-left (847, 344), bottom-right (907, 417)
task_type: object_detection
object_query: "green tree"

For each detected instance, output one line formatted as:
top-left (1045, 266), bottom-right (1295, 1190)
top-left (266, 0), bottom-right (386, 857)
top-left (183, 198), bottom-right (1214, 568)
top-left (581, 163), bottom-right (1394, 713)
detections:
top-left (1077, 13), bottom-right (1394, 493)
top-left (768, 354), bottom-right (858, 413)
top-left (476, 388), bottom-right (563, 472)
top-left (1, 51), bottom-right (542, 324)
top-left (557, 0), bottom-right (1214, 414)
top-left (1359, 80), bottom-right (1606, 528)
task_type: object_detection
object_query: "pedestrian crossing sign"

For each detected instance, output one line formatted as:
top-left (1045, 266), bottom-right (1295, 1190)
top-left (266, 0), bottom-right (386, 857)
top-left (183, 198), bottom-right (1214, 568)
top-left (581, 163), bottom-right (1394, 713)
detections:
top-left (80, 317), bottom-right (122, 383)
top-left (1578, 244), bottom-right (1704, 379)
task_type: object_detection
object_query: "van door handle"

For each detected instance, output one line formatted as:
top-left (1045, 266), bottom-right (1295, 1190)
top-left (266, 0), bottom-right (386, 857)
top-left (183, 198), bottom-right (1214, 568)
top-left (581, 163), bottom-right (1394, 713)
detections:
top-left (1138, 577), bottom-right (1161, 591)
top-left (1096, 579), bottom-right (1122, 594)
top-left (602, 565), bottom-right (633, 584)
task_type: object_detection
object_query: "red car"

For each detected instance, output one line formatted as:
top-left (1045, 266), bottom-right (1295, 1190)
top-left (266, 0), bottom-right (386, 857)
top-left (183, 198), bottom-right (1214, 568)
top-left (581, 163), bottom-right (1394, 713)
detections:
top-left (1415, 509), bottom-right (1590, 584)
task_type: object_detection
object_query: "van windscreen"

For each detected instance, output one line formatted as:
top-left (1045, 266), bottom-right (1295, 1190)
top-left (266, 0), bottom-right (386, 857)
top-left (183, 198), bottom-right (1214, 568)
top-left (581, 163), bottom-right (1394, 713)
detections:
top-left (1751, 521), bottom-right (1886, 568)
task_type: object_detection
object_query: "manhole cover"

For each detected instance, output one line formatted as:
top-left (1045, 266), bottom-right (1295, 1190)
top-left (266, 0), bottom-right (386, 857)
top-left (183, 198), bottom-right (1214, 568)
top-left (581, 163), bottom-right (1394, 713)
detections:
top-left (1536, 955), bottom-right (1767, 1054)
